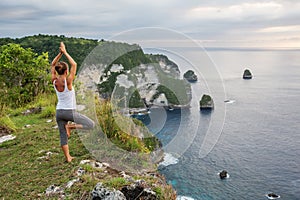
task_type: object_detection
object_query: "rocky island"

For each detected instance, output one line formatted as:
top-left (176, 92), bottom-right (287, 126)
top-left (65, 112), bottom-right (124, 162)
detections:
top-left (183, 70), bottom-right (198, 82)
top-left (243, 69), bottom-right (253, 79)
top-left (199, 94), bottom-right (214, 110)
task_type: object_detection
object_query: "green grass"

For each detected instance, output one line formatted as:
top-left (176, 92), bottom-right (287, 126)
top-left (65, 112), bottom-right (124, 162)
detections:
top-left (0, 109), bottom-right (176, 199)
top-left (0, 115), bottom-right (16, 132)
top-left (0, 114), bottom-right (90, 199)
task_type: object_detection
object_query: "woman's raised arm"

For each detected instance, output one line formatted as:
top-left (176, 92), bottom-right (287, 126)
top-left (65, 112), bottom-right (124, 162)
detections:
top-left (60, 42), bottom-right (77, 81)
top-left (51, 49), bottom-right (63, 82)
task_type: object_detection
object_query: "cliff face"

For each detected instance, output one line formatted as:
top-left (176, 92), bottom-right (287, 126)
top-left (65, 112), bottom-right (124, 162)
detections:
top-left (79, 42), bottom-right (192, 109)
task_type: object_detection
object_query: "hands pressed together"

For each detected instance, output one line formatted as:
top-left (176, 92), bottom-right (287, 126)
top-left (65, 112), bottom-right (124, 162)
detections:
top-left (60, 42), bottom-right (67, 54)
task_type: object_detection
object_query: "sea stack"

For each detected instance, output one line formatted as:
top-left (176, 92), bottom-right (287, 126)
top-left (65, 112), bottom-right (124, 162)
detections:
top-left (199, 94), bottom-right (214, 110)
top-left (243, 69), bottom-right (253, 79)
top-left (267, 193), bottom-right (280, 199)
top-left (219, 170), bottom-right (228, 179)
top-left (184, 70), bottom-right (198, 82)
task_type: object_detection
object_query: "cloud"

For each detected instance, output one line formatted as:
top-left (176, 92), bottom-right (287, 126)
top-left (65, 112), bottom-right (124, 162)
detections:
top-left (258, 25), bottom-right (300, 33)
top-left (0, 0), bottom-right (299, 47)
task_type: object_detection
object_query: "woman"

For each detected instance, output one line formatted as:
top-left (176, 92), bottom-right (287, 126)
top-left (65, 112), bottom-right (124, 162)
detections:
top-left (51, 42), bottom-right (95, 162)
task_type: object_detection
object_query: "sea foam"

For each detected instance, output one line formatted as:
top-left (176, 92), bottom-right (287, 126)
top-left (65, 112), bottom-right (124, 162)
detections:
top-left (176, 195), bottom-right (195, 200)
top-left (159, 153), bottom-right (179, 167)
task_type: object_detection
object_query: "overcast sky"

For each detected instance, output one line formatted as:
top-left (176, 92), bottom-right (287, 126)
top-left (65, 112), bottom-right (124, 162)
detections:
top-left (1, 0), bottom-right (300, 48)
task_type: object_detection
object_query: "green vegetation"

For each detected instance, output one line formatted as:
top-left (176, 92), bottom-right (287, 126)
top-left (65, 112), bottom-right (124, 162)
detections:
top-left (152, 85), bottom-right (180, 105)
top-left (0, 43), bottom-right (50, 108)
top-left (0, 94), bottom-right (174, 199)
top-left (200, 94), bottom-right (212, 106)
top-left (199, 94), bottom-right (214, 109)
top-left (183, 70), bottom-right (198, 82)
top-left (0, 35), bottom-right (178, 198)
top-left (0, 34), bottom-right (100, 68)
top-left (129, 90), bottom-right (145, 108)
top-left (95, 99), bottom-right (160, 153)
top-left (147, 54), bottom-right (178, 69)
top-left (0, 115), bottom-right (16, 133)
top-left (0, 102), bottom-right (89, 199)
top-left (97, 42), bottom-right (152, 96)
top-left (155, 65), bottom-right (191, 105)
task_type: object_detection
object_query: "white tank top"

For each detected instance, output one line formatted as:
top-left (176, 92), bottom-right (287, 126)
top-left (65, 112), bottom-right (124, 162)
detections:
top-left (53, 79), bottom-right (76, 110)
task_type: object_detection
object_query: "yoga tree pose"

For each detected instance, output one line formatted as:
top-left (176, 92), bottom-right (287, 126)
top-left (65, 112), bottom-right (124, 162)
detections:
top-left (51, 42), bottom-right (95, 162)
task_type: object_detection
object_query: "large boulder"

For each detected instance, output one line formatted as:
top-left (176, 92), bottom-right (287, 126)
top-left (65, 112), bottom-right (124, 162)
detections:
top-left (199, 94), bottom-right (214, 110)
top-left (243, 69), bottom-right (253, 79)
top-left (183, 70), bottom-right (198, 82)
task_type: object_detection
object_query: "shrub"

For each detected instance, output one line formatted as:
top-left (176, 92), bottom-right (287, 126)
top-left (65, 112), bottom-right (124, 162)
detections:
top-left (0, 115), bottom-right (16, 133)
top-left (0, 43), bottom-right (50, 108)
top-left (40, 105), bottom-right (56, 118)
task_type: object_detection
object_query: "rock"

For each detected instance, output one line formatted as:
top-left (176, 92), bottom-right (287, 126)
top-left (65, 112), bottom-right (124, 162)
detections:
top-left (80, 159), bottom-right (91, 165)
top-left (37, 151), bottom-right (57, 160)
top-left (243, 69), bottom-right (253, 79)
top-left (76, 167), bottom-right (85, 176)
top-left (120, 171), bottom-right (134, 182)
top-left (45, 184), bottom-right (64, 196)
top-left (267, 193), bottom-right (280, 199)
top-left (66, 178), bottom-right (79, 189)
top-left (121, 180), bottom-right (157, 200)
top-left (219, 170), bottom-right (228, 179)
top-left (80, 159), bottom-right (106, 170)
top-left (199, 94), bottom-right (214, 110)
top-left (91, 182), bottom-right (126, 200)
top-left (52, 125), bottom-right (58, 129)
top-left (22, 107), bottom-right (42, 115)
top-left (183, 70), bottom-right (198, 82)
top-left (0, 134), bottom-right (16, 144)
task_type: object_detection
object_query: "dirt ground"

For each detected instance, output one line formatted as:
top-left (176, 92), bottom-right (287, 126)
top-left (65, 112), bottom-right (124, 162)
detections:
top-left (0, 126), bottom-right (11, 137)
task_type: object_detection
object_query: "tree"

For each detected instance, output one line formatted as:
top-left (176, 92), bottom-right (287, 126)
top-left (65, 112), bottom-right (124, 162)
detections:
top-left (0, 43), bottom-right (50, 108)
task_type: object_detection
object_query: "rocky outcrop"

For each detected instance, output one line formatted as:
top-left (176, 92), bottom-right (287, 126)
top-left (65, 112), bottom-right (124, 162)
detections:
top-left (121, 180), bottom-right (157, 200)
top-left (219, 170), bottom-right (228, 179)
top-left (183, 70), bottom-right (198, 82)
top-left (44, 159), bottom-right (175, 199)
top-left (91, 183), bottom-right (126, 200)
top-left (199, 94), bottom-right (214, 110)
top-left (243, 69), bottom-right (253, 79)
top-left (267, 193), bottom-right (280, 199)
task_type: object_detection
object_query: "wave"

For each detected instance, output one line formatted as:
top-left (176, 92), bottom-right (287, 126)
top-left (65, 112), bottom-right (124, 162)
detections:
top-left (159, 153), bottom-right (179, 167)
top-left (224, 99), bottom-right (236, 104)
top-left (176, 196), bottom-right (195, 200)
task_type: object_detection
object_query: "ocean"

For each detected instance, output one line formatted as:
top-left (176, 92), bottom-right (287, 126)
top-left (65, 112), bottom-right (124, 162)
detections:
top-left (141, 49), bottom-right (300, 200)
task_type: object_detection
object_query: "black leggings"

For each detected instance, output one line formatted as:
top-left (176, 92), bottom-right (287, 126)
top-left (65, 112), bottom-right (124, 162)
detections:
top-left (56, 109), bottom-right (95, 146)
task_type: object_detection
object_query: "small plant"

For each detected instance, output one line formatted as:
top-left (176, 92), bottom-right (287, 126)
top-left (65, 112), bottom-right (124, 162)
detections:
top-left (40, 105), bottom-right (56, 118)
top-left (103, 177), bottom-right (129, 189)
top-left (0, 115), bottom-right (16, 133)
top-left (95, 99), bottom-right (159, 153)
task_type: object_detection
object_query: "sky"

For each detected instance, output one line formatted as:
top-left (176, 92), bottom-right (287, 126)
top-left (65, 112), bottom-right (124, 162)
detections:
top-left (1, 0), bottom-right (300, 48)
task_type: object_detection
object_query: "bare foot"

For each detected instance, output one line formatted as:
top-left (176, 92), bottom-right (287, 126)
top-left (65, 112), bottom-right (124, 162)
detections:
top-left (66, 156), bottom-right (75, 163)
top-left (65, 124), bottom-right (71, 138)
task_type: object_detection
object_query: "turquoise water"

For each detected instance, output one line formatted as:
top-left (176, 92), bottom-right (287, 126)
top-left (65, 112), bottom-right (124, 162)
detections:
top-left (142, 50), bottom-right (300, 199)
